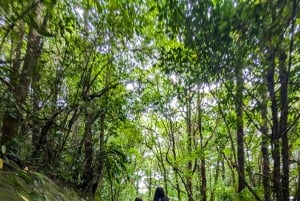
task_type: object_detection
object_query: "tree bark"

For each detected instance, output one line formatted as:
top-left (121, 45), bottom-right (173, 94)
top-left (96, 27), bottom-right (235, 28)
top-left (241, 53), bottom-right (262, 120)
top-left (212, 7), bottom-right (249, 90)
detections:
top-left (1, 3), bottom-right (42, 149)
top-left (295, 160), bottom-right (300, 201)
top-left (197, 91), bottom-right (206, 201)
top-left (266, 51), bottom-right (282, 201)
top-left (92, 110), bottom-right (106, 197)
top-left (11, 20), bottom-right (24, 88)
top-left (200, 157), bottom-right (206, 201)
top-left (81, 6), bottom-right (97, 197)
top-left (279, 51), bottom-right (289, 201)
top-left (210, 160), bottom-right (220, 201)
top-left (1, 19), bottom-right (25, 149)
top-left (235, 65), bottom-right (245, 193)
top-left (81, 112), bottom-right (95, 197)
top-left (186, 88), bottom-right (194, 201)
top-left (169, 119), bottom-right (181, 200)
top-left (148, 167), bottom-right (152, 200)
top-left (260, 75), bottom-right (271, 201)
top-left (31, 54), bottom-right (41, 162)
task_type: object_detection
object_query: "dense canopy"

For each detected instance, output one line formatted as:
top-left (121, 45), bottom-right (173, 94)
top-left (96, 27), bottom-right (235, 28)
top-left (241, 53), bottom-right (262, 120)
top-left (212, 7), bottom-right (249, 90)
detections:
top-left (0, 0), bottom-right (299, 201)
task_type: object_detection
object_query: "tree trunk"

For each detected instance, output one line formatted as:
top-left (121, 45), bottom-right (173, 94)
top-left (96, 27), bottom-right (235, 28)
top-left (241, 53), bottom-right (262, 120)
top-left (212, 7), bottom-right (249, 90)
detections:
top-left (87, 60), bottom-right (111, 197)
top-left (157, 131), bottom-right (168, 194)
top-left (81, 112), bottom-right (95, 197)
top-left (31, 56), bottom-right (41, 162)
top-left (92, 110), bottom-right (106, 197)
top-left (11, 20), bottom-right (24, 88)
top-left (260, 76), bottom-right (271, 201)
top-left (200, 158), bottom-right (206, 201)
top-left (210, 160), bottom-right (220, 201)
top-left (1, 19), bottom-right (25, 150)
top-left (148, 167), bottom-right (152, 200)
top-left (197, 91), bottom-right (206, 201)
top-left (295, 160), bottom-right (300, 201)
top-left (161, 153), bottom-right (168, 195)
top-left (183, 8), bottom-right (195, 201)
top-left (186, 89), bottom-right (194, 201)
top-left (279, 51), bottom-right (289, 201)
top-left (235, 65), bottom-right (245, 193)
top-left (81, 6), bottom-right (97, 197)
top-left (266, 51), bottom-right (282, 201)
top-left (169, 119), bottom-right (181, 200)
top-left (1, 3), bottom-right (42, 150)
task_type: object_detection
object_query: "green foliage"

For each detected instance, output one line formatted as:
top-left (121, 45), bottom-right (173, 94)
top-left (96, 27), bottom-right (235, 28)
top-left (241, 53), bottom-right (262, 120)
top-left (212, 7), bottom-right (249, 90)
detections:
top-left (215, 188), bottom-right (235, 201)
top-left (0, 0), bottom-right (299, 200)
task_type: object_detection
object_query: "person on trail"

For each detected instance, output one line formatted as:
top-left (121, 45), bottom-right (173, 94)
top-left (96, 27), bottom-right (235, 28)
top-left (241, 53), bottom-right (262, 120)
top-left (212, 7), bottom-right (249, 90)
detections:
top-left (153, 187), bottom-right (169, 201)
top-left (135, 197), bottom-right (143, 201)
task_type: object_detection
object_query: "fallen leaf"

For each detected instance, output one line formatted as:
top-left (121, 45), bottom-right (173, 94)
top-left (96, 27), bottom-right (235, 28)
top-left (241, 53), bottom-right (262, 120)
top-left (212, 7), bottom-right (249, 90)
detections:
top-left (18, 193), bottom-right (29, 201)
top-left (0, 158), bottom-right (3, 169)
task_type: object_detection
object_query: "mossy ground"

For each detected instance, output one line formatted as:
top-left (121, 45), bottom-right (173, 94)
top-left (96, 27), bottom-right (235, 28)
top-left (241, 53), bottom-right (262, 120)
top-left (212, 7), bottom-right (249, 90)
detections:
top-left (0, 170), bottom-right (85, 201)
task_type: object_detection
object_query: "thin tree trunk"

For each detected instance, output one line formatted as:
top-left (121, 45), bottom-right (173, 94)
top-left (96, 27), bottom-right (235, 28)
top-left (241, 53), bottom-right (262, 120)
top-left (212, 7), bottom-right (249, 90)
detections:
top-left (200, 158), bottom-right (206, 201)
top-left (221, 159), bottom-right (225, 180)
top-left (267, 51), bottom-right (282, 201)
top-left (162, 158), bottom-right (168, 195)
top-left (186, 89), bottom-right (194, 201)
top-left (295, 158), bottom-right (300, 201)
top-left (197, 91), bottom-right (206, 201)
top-left (174, 168), bottom-right (181, 200)
top-left (235, 65), bottom-right (245, 193)
top-left (31, 62), bottom-right (41, 162)
top-left (157, 131), bottom-right (168, 194)
top-left (148, 167), bottom-right (152, 200)
top-left (260, 75), bottom-right (271, 201)
top-left (279, 51), bottom-right (289, 201)
top-left (210, 161), bottom-right (220, 201)
top-left (183, 6), bottom-right (195, 201)
top-left (170, 120), bottom-right (181, 200)
top-left (110, 180), bottom-right (114, 201)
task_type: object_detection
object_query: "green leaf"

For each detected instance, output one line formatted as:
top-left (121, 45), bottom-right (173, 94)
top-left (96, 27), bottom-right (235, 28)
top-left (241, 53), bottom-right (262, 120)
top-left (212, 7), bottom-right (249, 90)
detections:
top-left (1, 145), bottom-right (6, 154)
top-left (292, 138), bottom-right (300, 150)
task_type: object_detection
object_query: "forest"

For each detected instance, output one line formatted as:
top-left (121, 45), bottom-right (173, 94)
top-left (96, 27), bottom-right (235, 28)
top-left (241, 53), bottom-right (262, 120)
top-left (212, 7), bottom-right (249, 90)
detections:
top-left (0, 0), bottom-right (299, 201)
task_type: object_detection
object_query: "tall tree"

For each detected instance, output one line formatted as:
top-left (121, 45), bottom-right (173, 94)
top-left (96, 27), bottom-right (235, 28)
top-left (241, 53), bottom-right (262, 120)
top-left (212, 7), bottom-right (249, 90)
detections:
top-left (1, 1), bottom-right (48, 151)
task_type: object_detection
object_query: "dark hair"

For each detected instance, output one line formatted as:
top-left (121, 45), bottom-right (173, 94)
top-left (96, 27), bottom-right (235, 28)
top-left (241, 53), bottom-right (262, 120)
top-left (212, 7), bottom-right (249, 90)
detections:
top-left (135, 197), bottom-right (143, 201)
top-left (153, 187), bottom-right (169, 201)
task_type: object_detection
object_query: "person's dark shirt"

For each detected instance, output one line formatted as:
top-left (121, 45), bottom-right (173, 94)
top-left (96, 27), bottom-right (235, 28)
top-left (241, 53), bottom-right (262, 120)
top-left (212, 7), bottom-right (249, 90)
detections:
top-left (153, 187), bottom-right (169, 201)
top-left (158, 197), bottom-right (169, 201)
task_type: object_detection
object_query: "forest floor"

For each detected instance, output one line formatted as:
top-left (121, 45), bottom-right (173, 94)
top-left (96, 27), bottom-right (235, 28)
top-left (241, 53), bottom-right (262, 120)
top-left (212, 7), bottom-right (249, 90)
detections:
top-left (0, 169), bottom-right (85, 201)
